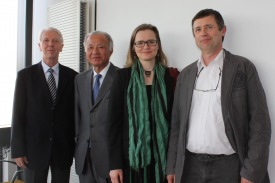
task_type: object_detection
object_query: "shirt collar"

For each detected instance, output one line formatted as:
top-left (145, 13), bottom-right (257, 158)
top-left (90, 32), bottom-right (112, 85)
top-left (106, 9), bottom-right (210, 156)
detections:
top-left (41, 60), bottom-right (59, 74)
top-left (197, 49), bottom-right (224, 70)
top-left (93, 62), bottom-right (111, 79)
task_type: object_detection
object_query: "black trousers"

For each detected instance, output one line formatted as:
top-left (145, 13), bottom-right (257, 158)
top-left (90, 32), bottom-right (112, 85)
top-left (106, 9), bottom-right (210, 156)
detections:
top-left (23, 165), bottom-right (70, 183)
top-left (181, 150), bottom-right (240, 183)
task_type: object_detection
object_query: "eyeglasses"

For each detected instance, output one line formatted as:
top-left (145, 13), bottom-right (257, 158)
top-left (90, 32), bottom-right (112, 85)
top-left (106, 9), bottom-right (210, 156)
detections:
top-left (194, 67), bottom-right (222, 92)
top-left (134, 40), bottom-right (158, 48)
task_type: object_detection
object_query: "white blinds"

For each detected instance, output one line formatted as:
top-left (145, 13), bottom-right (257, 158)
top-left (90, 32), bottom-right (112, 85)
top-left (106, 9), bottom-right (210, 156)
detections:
top-left (48, 0), bottom-right (89, 72)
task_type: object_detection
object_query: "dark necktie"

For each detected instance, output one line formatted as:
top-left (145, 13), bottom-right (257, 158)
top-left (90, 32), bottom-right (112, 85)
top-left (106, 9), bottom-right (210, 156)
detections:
top-left (47, 68), bottom-right (57, 105)
top-left (93, 74), bottom-right (102, 104)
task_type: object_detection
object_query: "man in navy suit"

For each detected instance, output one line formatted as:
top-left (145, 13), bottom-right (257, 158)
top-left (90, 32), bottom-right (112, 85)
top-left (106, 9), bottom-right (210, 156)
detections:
top-left (11, 27), bottom-right (78, 183)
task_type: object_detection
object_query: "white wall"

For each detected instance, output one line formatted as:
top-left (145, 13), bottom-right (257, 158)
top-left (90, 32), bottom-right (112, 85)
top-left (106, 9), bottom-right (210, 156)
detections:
top-left (32, 0), bottom-right (275, 181)
top-left (96, 0), bottom-right (275, 181)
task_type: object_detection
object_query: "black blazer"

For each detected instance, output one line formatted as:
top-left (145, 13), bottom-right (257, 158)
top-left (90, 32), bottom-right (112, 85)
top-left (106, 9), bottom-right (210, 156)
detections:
top-left (11, 62), bottom-right (78, 170)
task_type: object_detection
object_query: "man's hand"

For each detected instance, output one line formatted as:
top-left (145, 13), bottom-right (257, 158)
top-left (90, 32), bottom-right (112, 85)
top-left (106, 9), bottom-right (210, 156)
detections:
top-left (110, 169), bottom-right (123, 183)
top-left (167, 174), bottom-right (175, 183)
top-left (241, 177), bottom-right (253, 183)
top-left (15, 157), bottom-right (28, 168)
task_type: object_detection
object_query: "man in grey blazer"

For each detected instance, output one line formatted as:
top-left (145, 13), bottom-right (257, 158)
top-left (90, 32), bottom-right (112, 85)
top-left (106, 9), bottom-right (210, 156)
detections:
top-left (74, 31), bottom-right (118, 183)
top-left (166, 9), bottom-right (271, 183)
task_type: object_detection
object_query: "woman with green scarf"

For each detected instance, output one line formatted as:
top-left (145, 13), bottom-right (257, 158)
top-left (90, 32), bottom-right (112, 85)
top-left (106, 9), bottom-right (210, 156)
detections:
top-left (108, 24), bottom-right (176, 183)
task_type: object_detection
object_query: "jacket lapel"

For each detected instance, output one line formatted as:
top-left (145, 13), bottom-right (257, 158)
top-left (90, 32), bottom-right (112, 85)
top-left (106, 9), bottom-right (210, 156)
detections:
top-left (186, 63), bottom-right (198, 121)
top-left (93, 63), bottom-right (116, 107)
top-left (86, 70), bottom-right (93, 110)
top-left (55, 64), bottom-right (67, 105)
top-left (221, 50), bottom-right (238, 128)
top-left (37, 62), bottom-right (54, 105)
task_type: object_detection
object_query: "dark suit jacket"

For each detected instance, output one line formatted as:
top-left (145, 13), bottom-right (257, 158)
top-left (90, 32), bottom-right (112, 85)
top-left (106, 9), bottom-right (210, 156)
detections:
top-left (74, 63), bottom-right (118, 178)
top-left (166, 49), bottom-right (271, 183)
top-left (108, 67), bottom-right (175, 170)
top-left (11, 61), bottom-right (78, 170)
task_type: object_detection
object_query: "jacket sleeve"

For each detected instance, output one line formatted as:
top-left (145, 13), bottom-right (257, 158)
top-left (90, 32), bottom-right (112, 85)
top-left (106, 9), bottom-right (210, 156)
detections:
top-left (74, 76), bottom-right (80, 141)
top-left (166, 71), bottom-right (183, 175)
top-left (108, 69), bottom-right (125, 170)
top-left (239, 61), bottom-right (271, 183)
top-left (11, 71), bottom-right (27, 158)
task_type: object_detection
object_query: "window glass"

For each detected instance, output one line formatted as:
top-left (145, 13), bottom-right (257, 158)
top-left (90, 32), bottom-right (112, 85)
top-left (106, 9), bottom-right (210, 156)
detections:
top-left (0, 0), bottom-right (18, 127)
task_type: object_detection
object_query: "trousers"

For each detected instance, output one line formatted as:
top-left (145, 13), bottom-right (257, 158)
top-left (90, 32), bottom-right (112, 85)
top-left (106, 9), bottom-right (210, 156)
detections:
top-left (181, 150), bottom-right (240, 183)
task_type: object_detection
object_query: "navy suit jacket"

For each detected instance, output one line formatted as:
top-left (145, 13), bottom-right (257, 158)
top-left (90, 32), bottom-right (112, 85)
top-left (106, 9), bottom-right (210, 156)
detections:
top-left (11, 61), bottom-right (78, 170)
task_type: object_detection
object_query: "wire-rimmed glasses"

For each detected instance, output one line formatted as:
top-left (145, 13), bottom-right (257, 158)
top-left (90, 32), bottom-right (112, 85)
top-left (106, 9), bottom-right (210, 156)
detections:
top-left (194, 67), bottom-right (222, 92)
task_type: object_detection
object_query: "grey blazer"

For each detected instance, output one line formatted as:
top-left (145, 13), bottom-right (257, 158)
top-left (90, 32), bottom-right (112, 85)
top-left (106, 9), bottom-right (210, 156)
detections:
top-left (74, 63), bottom-right (118, 178)
top-left (166, 50), bottom-right (271, 183)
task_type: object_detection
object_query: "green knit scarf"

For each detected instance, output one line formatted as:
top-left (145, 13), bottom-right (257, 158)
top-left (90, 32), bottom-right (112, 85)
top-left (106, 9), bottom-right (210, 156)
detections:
top-left (127, 59), bottom-right (168, 183)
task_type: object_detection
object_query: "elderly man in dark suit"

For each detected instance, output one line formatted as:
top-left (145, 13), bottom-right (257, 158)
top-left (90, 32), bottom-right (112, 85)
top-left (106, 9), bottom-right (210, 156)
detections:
top-left (166, 9), bottom-right (271, 183)
top-left (11, 27), bottom-right (78, 182)
top-left (74, 31), bottom-right (118, 183)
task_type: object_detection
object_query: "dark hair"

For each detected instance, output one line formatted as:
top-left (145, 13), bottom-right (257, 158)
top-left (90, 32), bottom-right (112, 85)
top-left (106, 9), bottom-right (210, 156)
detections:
top-left (192, 9), bottom-right (225, 30)
top-left (192, 9), bottom-right (225, 41)
top-left (125, 23), bottom-right (168, 68)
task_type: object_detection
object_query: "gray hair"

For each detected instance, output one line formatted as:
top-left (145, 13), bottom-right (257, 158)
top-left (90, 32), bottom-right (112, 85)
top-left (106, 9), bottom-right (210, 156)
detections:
top-left (83, 31), bottom-right (113, 51)
top-left (39, 27), bottom-right (63, 43)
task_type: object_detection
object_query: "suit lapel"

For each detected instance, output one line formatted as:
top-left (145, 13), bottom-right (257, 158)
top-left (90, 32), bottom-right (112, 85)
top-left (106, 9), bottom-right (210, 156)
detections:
top-left (55, 64), bottom-right (67, 105)
top-left (221, 50), bottom-right (238, 126)
top-left (86, 70), bottom-right (93, 110)
top-left (37, 62), bottom-right (54, 105)
top-left (93, 63), bottom-right (116, 107)
top-left (186, 63), bottom-right (198, 119)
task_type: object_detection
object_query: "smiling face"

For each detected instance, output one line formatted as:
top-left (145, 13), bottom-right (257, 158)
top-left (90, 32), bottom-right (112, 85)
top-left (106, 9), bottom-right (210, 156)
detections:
top-left (38, 30), bottom-right (64, 66)
top-left (85, 34), bottom-right (113, 72)
top-left (193, 15), bottom-right (226, 55)
top-left (133, 29), bottom-right (159, 63)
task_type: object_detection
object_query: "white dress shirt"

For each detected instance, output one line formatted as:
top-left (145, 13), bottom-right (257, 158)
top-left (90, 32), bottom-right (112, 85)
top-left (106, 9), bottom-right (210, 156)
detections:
top-left (92, 62), bottom-right (110, 89)
top-left (42, 60), bottom-right (59, 88)
top-left (186, 50), bottom-right (235, 155)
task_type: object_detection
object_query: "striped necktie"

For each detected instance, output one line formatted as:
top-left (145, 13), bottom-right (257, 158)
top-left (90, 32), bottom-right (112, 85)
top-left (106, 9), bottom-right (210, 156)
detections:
top-left (47, 68), bottom-right (57, 105)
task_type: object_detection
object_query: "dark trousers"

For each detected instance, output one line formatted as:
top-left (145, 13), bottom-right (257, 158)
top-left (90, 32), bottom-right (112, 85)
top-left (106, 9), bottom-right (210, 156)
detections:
top-left (23, 165), bottom-right (70, 183)
top-left (79, 149), bottom-right (110, 183)
top-left (181, 150), bottom-right (240, 183)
